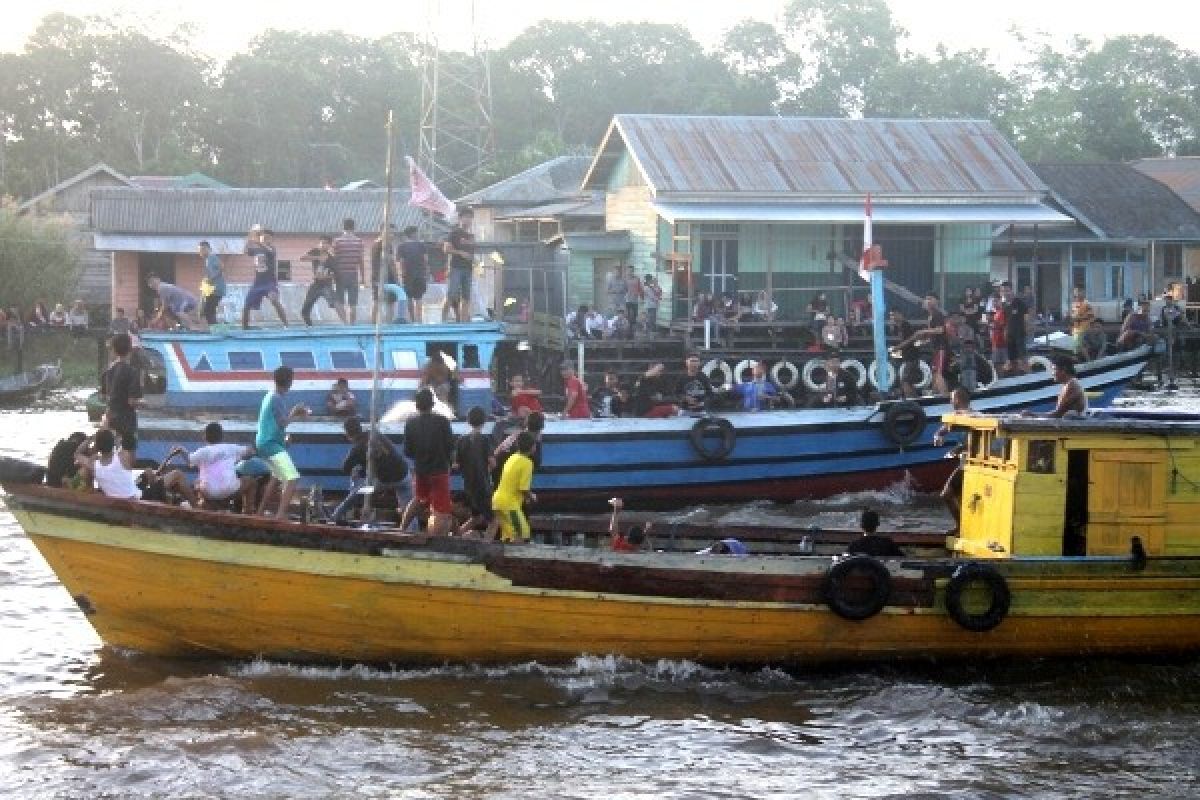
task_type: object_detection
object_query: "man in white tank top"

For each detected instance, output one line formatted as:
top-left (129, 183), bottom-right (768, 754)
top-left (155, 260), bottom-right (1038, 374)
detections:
top-left (75, 429), bottom-right (140, 499)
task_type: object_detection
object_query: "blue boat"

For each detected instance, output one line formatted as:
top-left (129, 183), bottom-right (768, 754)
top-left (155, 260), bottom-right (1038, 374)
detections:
top-left (128, 324), bottom-right (1152, 509)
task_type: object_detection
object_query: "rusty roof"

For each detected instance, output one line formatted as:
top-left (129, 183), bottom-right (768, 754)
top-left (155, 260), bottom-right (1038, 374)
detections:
top-left (1131, 157), bottom-right (1200, 214)
top-left (91, 188), bottom-right (428, 235)
top-left (582, 115), bottom-right (1046, 201)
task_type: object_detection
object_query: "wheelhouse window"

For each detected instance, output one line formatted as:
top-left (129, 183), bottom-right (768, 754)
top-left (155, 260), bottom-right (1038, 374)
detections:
top-left (331, 351), bottom-right (367, 370)
top-left (280, 351), bottom-right (316, 370)
top-left (1027, 440), bottom-right (1056, 474)
top-left (391, 350), bottom-right (419, 370)
top-left (228, 351), bottom-right (264, 371)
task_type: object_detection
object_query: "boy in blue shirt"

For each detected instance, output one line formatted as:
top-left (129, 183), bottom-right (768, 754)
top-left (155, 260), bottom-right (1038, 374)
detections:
top-left (256, 366), bottom-right (310, 517)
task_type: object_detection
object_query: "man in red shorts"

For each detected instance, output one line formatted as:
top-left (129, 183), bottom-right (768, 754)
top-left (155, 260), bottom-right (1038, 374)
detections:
top-left (400, 387), bottom-right (455, 535)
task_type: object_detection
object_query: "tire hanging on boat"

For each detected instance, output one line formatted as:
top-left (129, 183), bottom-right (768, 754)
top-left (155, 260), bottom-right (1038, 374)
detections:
top-left (823, 555), bottom-right (892, 621)
top-left (801, 359), bottom-right (829, 392)
top-left (880, 401), bottom-right (927, 447)
top-left (703, 359), bottom-right (734, 389)
top-left (914, 360), bottom-right (934, 390)
top-left (841, 358), bottom-right (868, 389)
top-left (771, 360), bottom-right (800, 390)
top-left (689, 417), bottom-right (736, 462)
top-left (944, 563), bottom-right (1011, 632)
top-left (1028, 355), bottom-right (1055, 374)
top-left (868, 359), bottom-right (896, 390)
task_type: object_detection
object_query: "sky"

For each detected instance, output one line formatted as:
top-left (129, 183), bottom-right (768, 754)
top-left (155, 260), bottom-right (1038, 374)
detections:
top-left (3, 0), bottom-right (1199, 65)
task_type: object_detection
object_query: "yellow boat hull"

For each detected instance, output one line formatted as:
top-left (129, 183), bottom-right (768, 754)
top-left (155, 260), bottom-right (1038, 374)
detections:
top-left (17, 501), bottom-right (1200, 665)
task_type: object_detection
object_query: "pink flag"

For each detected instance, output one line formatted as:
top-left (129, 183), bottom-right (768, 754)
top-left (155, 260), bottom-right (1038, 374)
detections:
top-left (858, 193), bottom-right (873, 283)
top-left (407, 156), bottom-right (456, 219)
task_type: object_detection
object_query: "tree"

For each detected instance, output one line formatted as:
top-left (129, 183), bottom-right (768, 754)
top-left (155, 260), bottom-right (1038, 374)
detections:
top-left (865, 47), bottom-right (1015, 126)
top-left (0, 203), bottom-right (82, 311)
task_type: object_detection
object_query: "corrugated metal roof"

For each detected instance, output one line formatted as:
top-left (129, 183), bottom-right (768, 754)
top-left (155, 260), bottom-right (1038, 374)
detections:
top-left (496, 195), bottom-right (604, 220)
top-left (91, 188), bottom-right (430, 235)
top-left (458, 155), bottom-right (593, 206)
top-left (1032, 163), bottom-right (1200, 240)
top-left (1131, 157), bottom-right (1200, 215)
top-left (583, 115), bottom-right (1046, 200)
top-left (652, 202), bottom-right (1071, 225)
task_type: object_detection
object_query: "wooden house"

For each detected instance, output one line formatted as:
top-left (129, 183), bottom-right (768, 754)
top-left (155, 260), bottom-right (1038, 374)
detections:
top-left (578, 115), bottom-right (1070, 321)
top-left (91, 188), bottom-right (429, 321)
top-left (996, 162), bottom-right (1200, 316)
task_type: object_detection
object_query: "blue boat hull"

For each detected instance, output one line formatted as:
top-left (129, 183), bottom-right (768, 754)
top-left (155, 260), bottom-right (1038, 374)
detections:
top-left (132, 347), bottom-right (1149, 509)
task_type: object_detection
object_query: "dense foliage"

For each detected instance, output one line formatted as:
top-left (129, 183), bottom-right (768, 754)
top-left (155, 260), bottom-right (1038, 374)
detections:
top-left (0, 202), bottom-right (82, 310)
top-left (2, 1), bottom-right (1199, 198)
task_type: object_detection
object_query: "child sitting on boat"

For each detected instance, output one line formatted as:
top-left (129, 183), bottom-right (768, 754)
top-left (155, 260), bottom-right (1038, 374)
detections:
top-left (608, 497), bottom-right (648, 552)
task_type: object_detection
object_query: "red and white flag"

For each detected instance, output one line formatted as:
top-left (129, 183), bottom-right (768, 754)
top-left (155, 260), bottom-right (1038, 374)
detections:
top-left (858, 193), bottom-right (873, 283)
top-left (407, 156), bottom-right (456, 220)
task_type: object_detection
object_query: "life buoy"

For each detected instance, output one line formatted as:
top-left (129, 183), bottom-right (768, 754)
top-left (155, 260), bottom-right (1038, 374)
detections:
top-left (841, 358), bottom-right (867, 389)
top-left (915, 360), bottom-right (933, 390)
top-left (703, 359), bottom-right (734, 389)
top-left (732, 359), bottom-right (755, 384)
top-left (1028, 355), bottom-right (1055, 374)
top-left (771, 360), bottom-right (800, 390)
top-left (881, 401), bottom-right (927, 446)
top-left (823, 555), bottom-right (892, 621)
top-left (689, 417), bottom-right (736, 462)
top-left (944, 563), bottom-right (1011, 632)
top-left (801, 359), bottom-right (829, 392)
top-left (868, 359), bottom-right (896, 390)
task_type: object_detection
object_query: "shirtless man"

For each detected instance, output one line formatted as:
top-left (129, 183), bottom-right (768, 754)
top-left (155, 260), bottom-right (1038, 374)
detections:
top-left (1024, 356), bottom-right (1087, 418)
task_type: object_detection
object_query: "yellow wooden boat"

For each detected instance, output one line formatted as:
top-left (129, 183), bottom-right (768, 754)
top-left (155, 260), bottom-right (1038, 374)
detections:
top-left (3, 410), bottom-right (1200, 665)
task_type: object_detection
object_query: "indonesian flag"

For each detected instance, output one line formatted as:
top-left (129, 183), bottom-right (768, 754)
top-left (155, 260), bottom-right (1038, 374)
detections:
top-left (858, 193), bottom-right (873, 283)
top-left (407, 156), bottom-right (456, 220)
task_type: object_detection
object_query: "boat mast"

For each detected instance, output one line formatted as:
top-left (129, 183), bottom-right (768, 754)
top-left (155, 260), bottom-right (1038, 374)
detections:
top-left (363, 110), bottom-right (396, 522)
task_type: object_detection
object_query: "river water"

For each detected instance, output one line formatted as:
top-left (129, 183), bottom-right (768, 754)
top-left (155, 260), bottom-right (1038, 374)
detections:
top-left (2, 393), bottom-right (1199, 798)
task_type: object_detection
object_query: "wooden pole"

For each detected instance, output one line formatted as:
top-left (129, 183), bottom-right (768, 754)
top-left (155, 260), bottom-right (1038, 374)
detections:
top-left (363, 110), bottom-right (396, 523)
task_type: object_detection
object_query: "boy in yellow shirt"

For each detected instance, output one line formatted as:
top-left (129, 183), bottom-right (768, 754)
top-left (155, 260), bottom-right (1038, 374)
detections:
top-left (491, 431), bottom-right (536, 542)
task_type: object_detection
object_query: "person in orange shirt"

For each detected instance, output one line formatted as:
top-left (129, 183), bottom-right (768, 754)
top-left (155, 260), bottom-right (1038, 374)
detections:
top-left (508, 374), bottom-right (543, 419)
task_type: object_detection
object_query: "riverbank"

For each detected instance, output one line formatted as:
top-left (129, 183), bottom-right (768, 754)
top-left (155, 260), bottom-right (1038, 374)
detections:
top-left (0, 329), bottom-right (103, 388)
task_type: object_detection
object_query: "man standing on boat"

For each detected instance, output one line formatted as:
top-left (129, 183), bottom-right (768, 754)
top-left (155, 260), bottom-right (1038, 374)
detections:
top-left (198, 240), bottom-right (225, 326)
top-left (255, 366), bottom-right (311, 518)
top-left (333, 218), bottom-right (366, 324)
top-left (300, 235), bottom-right (342, 326)
top-left (397, 225), bottom-right (428, 323)
top-left (243, 226), bottom-right (289, 329)
top-left (400, 388), bottom-right (455, 536)
top-left (560, 362), bottom-right (591, 419)
top-left (1000, 281), bottom-right (1029, 375)
top-left (897, 293), bottom-right (949, 396)
top-left (676, 354), bottom-right (714, 413)
top-left (442, 208), bottom-right (475, 323)
top-left (101, 332), bottom-right (142, 446)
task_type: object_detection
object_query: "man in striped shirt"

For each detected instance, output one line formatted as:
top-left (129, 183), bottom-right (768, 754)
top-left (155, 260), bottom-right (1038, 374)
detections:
top-left (332, 218), bottom-right (365, 324)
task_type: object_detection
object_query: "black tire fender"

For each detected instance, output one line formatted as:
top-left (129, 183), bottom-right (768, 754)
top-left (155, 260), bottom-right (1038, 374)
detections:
top-left (944, 563), bottom-right (1011, 632)
top-left (689, 417), bottom-right (736, 462)
top-left (881, 401), bottom-right (927, 446)
top-left (823, 555), bottom-right (892, 621)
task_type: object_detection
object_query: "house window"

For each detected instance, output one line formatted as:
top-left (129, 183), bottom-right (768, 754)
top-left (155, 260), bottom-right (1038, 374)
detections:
top-left (1164, 244), bottom-right (1183, 281)
top-left (280, 351), bottom-right (316, 370)
top-left (228, 351), bottom-right (264, 371)
top-left (1110, 265), bottom-right (1125, 299)
top-left (698, 237), bottom-right (739, 295)
top-left (1072, 266), bottom-right (1087, 292)
top-left (331, 351), bottom-right (367, 370)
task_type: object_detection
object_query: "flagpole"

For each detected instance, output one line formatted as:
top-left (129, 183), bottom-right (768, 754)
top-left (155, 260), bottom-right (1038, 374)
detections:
top-left (363, 110), bottom-right (396, 523)
top-left (863, 194), bottom-right (891, 395)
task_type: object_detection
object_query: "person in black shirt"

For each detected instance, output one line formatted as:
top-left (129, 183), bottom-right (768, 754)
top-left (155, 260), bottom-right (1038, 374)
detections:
top-left (675, 353), bottom-right (714, 412)
top-left (400, 388), bottom-right (455, 535)
top-left (300, 235), bottom-right (340, 326)
top-left (899, 293), bottom-right (949, 395)
top-left (846, 509), bottom-right (905, 557)
top-left (102, 332), bottom-right (142, 445)
top-left (453, 406), bottom-right (493, 534)
top-left (1000, 281), bottom-right (1028, 374)
top-left (812, 352), bottom-right (863, 407)
top-left (633, 363), bottom-right (676, 417)
top-left (592, 370), bottom-right (628, 418)
top-left (397, 226), bottom-right (428, 323)
top-left (442, 208), bottom-right (475, 322)
top-left (331, 416), bottom-right (410, 524)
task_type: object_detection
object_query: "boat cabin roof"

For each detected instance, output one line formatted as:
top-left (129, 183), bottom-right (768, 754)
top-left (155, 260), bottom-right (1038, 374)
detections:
top-left (944, 411), bottom-right (1200, 439)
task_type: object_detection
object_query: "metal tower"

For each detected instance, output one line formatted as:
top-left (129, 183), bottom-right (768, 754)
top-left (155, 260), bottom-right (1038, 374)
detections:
top-left (417, 0), bottom-right (497, 200)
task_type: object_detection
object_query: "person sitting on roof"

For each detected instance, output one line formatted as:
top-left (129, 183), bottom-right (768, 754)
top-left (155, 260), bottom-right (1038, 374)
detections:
top-left (846, 509), bottom-right (905, 557)
top-left (1022, 356), bottom-right (1087, 419)
top-left (608, 497), bottom-right (649, 552)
